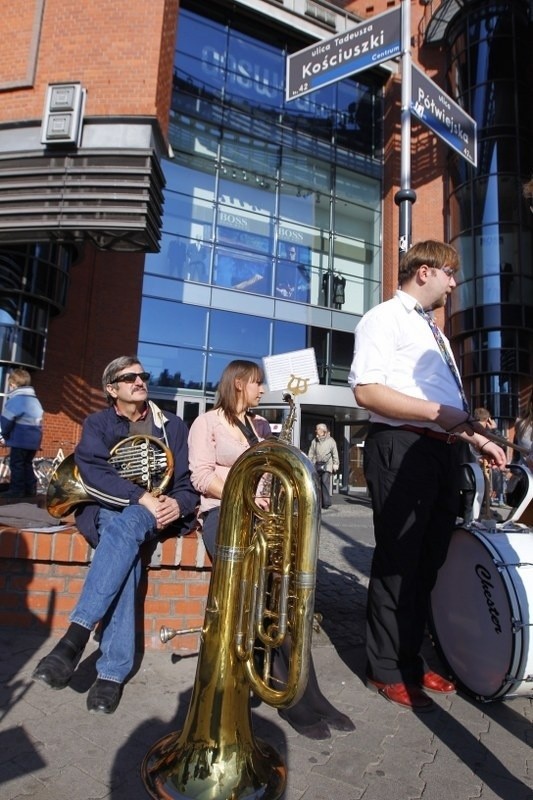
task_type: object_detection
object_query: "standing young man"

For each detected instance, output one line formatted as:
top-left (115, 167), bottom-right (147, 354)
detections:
top-left (349, 240), bottom-right (506, 711)
top-left (33, 356), bottom-right (198, 714)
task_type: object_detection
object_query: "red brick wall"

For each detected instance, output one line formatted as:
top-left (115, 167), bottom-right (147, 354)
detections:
top-left (0, 525), bottom-right (211, 654)
top-left (31, 242), bottom-right (145, 455)
top-left (1, 0), bottom-right (179, 138)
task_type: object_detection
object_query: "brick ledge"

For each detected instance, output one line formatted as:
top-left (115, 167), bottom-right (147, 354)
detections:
top-left (0, 525), bottom-right (211, 569)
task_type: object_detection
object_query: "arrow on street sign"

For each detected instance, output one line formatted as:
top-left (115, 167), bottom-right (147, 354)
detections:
top-left (410, 64), bottom-right (477, 167)
top-left (286, 6), bottom-right (401, 102)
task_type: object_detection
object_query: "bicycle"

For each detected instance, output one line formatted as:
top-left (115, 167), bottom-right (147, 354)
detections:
top-left (0, 453), bottom-right (10, 486)
top-left (0, 450), bottom-right (59, 495)
top-left (33, 442), bottom-right (76, 495)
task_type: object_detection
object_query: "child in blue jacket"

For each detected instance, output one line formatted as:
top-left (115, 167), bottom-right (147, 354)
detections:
top-left (0, 368), bottom-right (43, 497)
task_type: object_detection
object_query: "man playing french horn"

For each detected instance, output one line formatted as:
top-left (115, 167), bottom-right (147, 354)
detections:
top-left (33, 356), bottom-right (198, 714)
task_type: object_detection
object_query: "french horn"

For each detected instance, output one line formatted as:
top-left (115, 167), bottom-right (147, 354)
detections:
top-left (46, 434), bottom-right (174, 518)
top-left (141, 394), bottom-right (321, 800)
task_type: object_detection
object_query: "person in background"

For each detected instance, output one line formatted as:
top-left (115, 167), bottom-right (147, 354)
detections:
top-left (308, 423), bottom-right (339, 509)
top-left (349, 240), bottom-right (506, 712)
top-left (188, 359), bottom-right (355, 740)
top-left (473, 407), bottom-right (506, 507)
top-left (332, 273), bottom-right (346, 309)
top-left (513, 392), bottom-right (533, 463)
top-left (0, 368), bottom-right (43, 499)
top-left (506, 392), bottom-right (533, 507)
top-left (32, 356), bottom-right (198, 714)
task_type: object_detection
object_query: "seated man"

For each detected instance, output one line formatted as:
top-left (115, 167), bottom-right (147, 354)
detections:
top-left (33, 356), bottom-right (198, 714)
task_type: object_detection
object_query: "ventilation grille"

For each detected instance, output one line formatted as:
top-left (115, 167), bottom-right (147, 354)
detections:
top-left (0, 151), bottom-right (165, 252)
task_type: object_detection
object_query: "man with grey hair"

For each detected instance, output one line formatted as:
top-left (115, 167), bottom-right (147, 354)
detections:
top-left (308, 423), bottom-right (339, 509)
top-left (33, 356), bottom-right (198, 714)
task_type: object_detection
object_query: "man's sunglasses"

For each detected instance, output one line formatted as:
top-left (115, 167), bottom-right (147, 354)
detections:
top-left (110, 371), bottom-right (151, 384)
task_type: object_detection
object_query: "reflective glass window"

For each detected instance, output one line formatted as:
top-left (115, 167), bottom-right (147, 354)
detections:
top-left (209, 310), bottom-right (270, 357)
top-left (336, 81), bottom-right (380, 156)
top-left (139, 343), bottom-right (205, 391)
top-left (309, 327), bottom-right (329, 382)
top-left (331, 330), bottom-right (354, 385)
top-left (139, 5), bottom-right (384, 398)
top-left (139, 299), bottom-right (207, 348)
top-left (273, 321), bottom-right (306, 354)
top-left (225, 30), bottom-right (283, 111)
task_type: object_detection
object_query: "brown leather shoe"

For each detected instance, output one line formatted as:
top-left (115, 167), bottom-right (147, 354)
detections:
top-left (420, 671), bottom-right (456, 694)
top-left (367, 679), bottom-right (434, 711)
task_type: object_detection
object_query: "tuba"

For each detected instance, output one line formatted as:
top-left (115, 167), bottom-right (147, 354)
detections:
top-left (141, 394), bottom-right (321, 800)
top-left (46, 435), bottom-right (174, 518)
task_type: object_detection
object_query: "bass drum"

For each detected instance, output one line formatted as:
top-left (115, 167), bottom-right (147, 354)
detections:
top-left (430, 526), bottom-right (533, 701)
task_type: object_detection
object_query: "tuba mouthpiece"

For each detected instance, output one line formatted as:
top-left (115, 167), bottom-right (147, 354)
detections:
top-left (160, 626), bottom-right (177, 643)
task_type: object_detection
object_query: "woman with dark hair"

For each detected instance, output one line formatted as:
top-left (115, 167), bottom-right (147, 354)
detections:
top-left (188, 359), bottom-right (269, 556)
top-left (188, 359), bottom-right (355, 740)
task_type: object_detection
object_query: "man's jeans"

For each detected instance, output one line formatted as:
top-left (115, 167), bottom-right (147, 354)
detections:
top-left (70, 505), bottom-right (157, 683)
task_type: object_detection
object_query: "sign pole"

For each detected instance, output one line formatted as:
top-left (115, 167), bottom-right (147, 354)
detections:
top-left (395, 0), bottom-right (416, 264)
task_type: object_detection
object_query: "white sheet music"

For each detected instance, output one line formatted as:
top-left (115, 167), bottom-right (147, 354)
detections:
top-left (262, 348), bottom-right (319, 394)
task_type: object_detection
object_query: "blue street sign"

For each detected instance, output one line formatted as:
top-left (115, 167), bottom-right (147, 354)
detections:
top-left (286, 6), bottom-right (401, 102)
top-left (410, 64), bottom-right (477, 167)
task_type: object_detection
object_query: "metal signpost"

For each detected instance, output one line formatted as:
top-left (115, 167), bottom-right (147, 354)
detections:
top-left (286, 0), bottom-right (477, 262)
top-left (396, 0), bottom-right (414, 258)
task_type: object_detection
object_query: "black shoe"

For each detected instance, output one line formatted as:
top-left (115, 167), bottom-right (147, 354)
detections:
top-left (278, 708), bottom-right (331, 740)
top-left (32, 639), bottom-right (85, 689)
top-left (86, 679), bottom-right (122, 714)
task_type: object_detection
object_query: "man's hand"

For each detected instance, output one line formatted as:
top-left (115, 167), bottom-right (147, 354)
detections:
top-left (139, 492), bottom-right (181, 530)
top-left (477, 440), bottom-right (507, 470)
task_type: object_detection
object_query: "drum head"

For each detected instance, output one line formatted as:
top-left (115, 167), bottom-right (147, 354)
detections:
top-left (430, 528), bottom-right (517, 700)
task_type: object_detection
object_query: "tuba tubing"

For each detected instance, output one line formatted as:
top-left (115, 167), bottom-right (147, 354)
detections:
top-left (141, 435), bottom-right (321, 800)
top-left (46, 435), bottom-right (174, 518)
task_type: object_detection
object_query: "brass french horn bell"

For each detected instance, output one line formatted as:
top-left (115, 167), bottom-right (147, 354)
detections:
top-left (46, 435), bottom-right (174, 518)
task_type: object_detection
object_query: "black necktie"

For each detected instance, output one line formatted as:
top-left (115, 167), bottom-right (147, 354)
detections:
top-left (415, 304), bottom-right (469, 412)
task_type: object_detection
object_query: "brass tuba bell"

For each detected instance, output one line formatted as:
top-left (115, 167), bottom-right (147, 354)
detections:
top-left (46, 435), bottom-right (175, 518)
top-left (141, 403), bottom-right (321, 800)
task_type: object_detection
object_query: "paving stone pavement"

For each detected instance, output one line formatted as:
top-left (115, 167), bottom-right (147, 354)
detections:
top-left (0, 492), bottom-right (531, 800)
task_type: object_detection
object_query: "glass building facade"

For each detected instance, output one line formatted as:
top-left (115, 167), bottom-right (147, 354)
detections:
top-left (138, 1), bottom-right (385, 420)
top-left (0, 243), bottom-right (73, 377)
top-left (427, 0), bottom-right (533, 421)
